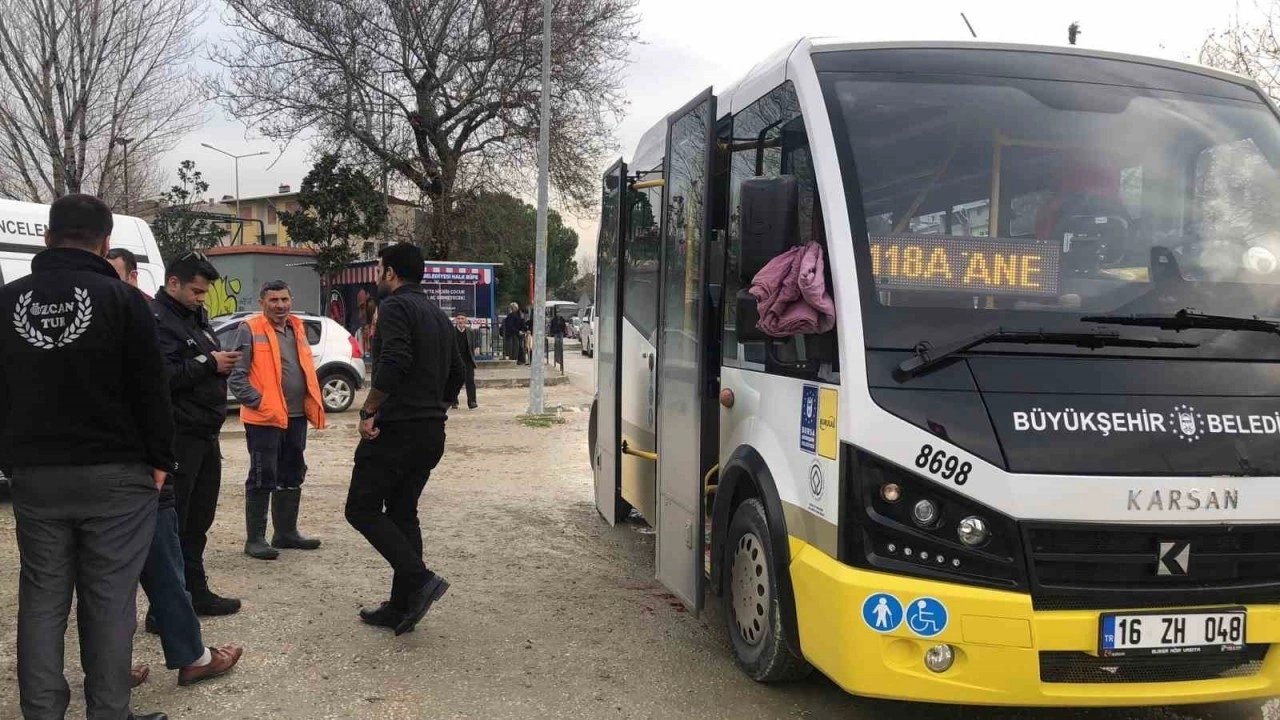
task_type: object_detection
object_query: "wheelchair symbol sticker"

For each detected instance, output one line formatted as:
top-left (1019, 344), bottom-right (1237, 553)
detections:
top-left (861, 593), bottom-right (903, 633)
top-left (905, 597), bottom-right (948, 637)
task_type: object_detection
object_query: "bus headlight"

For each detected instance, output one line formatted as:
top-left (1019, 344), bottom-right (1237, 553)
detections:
top-left (912, 499), bottom-right (939, 527)
top-left (957, 516), bottom-right (989, 547)
top-left (846, 448), bottom-right (1026, 591)
top-left (880, 482), bottom-right (902, 503)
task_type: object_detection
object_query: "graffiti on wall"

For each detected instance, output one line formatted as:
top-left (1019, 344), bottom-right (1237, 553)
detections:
top-left (207, 276), bottom-right (243, 317)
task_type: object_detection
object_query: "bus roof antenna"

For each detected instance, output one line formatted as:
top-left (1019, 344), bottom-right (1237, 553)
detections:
top-left (960, 13), bottom-right (978, 39)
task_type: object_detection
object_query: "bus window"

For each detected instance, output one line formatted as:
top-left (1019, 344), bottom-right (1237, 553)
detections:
top-left (624, 168), bottom-right (662, 343)
top-left (722, 81), bottom-right (838, 379)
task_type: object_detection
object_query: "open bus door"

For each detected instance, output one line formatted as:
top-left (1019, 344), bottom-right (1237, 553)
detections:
top-left (655, 89), bottom-right (717, 612)
top-left (593, 160), bottom-right (627, 525)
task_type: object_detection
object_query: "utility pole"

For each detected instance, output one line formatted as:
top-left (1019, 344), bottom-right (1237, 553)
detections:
top-left (201, 142), bottom-right (269, 243)
top-left (113, 137), bottom-right (134, 213)
top-left (527, 0), bottom-right (552, 415)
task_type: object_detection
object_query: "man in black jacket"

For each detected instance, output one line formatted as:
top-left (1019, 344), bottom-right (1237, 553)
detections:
top-left (0, 194), bottom-right (172, 720)
top-left (346, 243), bottom-right (464, 636)
top-left (450, 312), bottom-right (478, 410)
top-left (151, 253), bottom-right (243, 615)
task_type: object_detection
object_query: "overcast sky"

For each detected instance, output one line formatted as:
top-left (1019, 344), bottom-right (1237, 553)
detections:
top-left (169, 0), bottom-right (1253, 268)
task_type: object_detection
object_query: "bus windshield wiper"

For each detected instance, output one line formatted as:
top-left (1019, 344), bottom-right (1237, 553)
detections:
top-left (895, 328), bottom-right (1199, 379)
top-left (1081, 309), bottom-right (1280, 335)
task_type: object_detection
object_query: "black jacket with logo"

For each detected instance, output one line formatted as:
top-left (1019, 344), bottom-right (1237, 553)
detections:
top-left (0, 248), bottom-right (175, 472)
top-left (371, 284), bottom-right (465, 423)
top-left (152, 289), bottom-right (227, 437)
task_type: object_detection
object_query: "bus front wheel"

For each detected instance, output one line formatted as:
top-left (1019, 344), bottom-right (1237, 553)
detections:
top-left (723, 498), bottom-right (812, 683)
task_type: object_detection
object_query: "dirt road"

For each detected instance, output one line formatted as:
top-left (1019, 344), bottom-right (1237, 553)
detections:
top-left (0, 352), bottom-right (1273, 719)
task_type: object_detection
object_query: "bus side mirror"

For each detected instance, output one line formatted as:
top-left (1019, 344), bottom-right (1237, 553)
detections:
top-left (734, 290), bottom-right (766, 342)
top-left (739, 175), bottom-right (798, 283)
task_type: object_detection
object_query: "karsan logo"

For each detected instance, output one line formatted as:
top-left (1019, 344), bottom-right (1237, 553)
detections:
top-left (1011, 406), bottom-right (1280, 443)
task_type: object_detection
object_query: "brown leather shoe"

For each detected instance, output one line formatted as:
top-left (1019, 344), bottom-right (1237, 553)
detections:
top-left (130, 663), bottom-right (149, 688)
top-left (177, 644), bottom-right (243, 687)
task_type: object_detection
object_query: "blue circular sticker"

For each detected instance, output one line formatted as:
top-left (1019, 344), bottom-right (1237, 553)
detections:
top-left (905, 596), bottom-right (949, 637)
top-left (861, 593), bottom-right (903, 633)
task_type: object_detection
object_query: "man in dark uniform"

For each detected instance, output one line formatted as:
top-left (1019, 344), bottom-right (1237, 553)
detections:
top-left (0, 193), bottom-right (172, 720)
top-left (346, 243), bottom-right (464, 636)
top-left (151, 252), bottom-right (243, 616)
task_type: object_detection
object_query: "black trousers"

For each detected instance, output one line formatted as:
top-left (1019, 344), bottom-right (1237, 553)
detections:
top-left (172, 434), bottom-right (221, 594)
top-left (455, 366), bottom-right (476, 406)
top-left (244, 417), bottom-right (309, 491)
top-left (344, 420), bottom-right (446, 609)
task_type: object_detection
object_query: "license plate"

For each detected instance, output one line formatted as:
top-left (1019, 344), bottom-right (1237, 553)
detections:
top-left (1099, 608), bottom-right (1246, 657)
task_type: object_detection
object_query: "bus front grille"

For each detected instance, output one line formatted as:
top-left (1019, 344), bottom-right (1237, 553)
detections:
top-left (1040, 645), bottom-right (1269, 684)
top-left (1023, 522), bottom-right (1280, 611)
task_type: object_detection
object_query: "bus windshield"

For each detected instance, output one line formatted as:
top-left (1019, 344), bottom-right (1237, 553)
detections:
top-left (824, 66), bottom-right (1280, 360)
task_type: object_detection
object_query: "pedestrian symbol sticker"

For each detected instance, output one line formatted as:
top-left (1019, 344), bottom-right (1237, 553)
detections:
top-left (905, 597), bottom-right (948, 637)
top-left (861, 593), bottom-right (903, 633)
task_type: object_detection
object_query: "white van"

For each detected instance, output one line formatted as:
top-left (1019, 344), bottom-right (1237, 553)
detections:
top-left (0, 198), bottom-right (165, 295)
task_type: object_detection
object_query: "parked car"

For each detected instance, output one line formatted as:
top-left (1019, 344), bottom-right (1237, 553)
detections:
top-left (579, 305), bottom-right (595, 357)
top-left (212, 312), bottom-right (365, 413)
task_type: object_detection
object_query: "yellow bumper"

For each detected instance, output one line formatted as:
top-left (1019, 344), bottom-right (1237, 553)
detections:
top-left (790, 538), bottom-right (1280, 706)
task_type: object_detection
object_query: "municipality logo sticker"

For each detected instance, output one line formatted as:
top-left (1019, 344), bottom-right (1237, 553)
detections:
top-left (12, 289), bottom-right (93, 350)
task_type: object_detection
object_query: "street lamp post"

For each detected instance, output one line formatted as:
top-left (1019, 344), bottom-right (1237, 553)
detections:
top-left (527, 0), bottom-right (552, 415)
top-left (201, 142), bottom-right (269, 243)
top-left (112, 137), bottom-right (134, 213)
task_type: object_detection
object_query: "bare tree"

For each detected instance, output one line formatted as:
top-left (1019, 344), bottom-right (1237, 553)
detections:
top-left (0, 0), bottom-right (206, 207)
top-left (210, 0), bottom-right (638, 259)
top-left (1201, 7), bottom-right (1280, 100)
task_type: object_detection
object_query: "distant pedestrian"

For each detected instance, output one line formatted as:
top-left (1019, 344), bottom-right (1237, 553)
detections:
top-left (451, 313), bottom-right (478, 409)
top-left (501, 302), bottom-right (523, 363)
top-left (151, 253), bottom-right (243, 616)
top-left (549, 312), bottom-right (568, 374)
top-left (347, 243), bottom-right (464, 636)
top-left (228, 281), bottom-right (326, 561)
top-left (521, 307), bottom-right (533, 365)
top-left (0, 194), bottom-right (173, 720)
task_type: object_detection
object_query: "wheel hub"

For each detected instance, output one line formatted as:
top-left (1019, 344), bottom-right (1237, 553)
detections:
top-left (730, 530), bottom-right (770, 647)
top-left (323, 378), bottom-right (352, 407)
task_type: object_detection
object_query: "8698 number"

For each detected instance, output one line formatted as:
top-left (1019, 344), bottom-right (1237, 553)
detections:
top-left (915, 445), bottom-right (971, 485)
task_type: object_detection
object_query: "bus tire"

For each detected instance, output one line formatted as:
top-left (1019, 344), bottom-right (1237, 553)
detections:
top-left (723, 498), bottom-right (811, 683)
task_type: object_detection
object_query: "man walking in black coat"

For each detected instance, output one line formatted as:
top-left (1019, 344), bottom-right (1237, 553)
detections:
top-left (0, 194), bottom-right (173, 720)
top-left (346, 243), bottom-right (464, 636)
top-left (450, 312), bottom-right (478, 410)
top-left (151, 252), bottom-right (243, 616)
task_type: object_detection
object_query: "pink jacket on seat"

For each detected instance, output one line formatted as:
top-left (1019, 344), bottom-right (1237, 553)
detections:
top-left (748, 241), bottom-right (836, 337)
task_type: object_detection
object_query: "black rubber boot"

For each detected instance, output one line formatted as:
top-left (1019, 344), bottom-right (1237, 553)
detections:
top-left (244, 490), bottom-right (279, 560)
top-left (271, 488), bottom-right (321, 550)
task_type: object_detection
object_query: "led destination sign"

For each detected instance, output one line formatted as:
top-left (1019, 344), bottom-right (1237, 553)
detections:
top-left (869, 234), bottom-right (1061, 297)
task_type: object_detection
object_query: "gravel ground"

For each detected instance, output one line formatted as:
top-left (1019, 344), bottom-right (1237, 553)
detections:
top-left (0, 352), bottom-right (1276, 719)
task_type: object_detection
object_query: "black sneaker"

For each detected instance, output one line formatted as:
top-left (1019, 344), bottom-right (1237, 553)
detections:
top-left (191, 591), bottom-right (242, 617)
top-left (359, 602), bottom-right (405, 630)
top-left (395, 576), bottom-right (449, 636)
top-left (468, 402), bottom-right (478, 409)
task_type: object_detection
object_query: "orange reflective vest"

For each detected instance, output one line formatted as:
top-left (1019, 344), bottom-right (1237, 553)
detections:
top-left (239, 314), bottom-right (327, 430)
